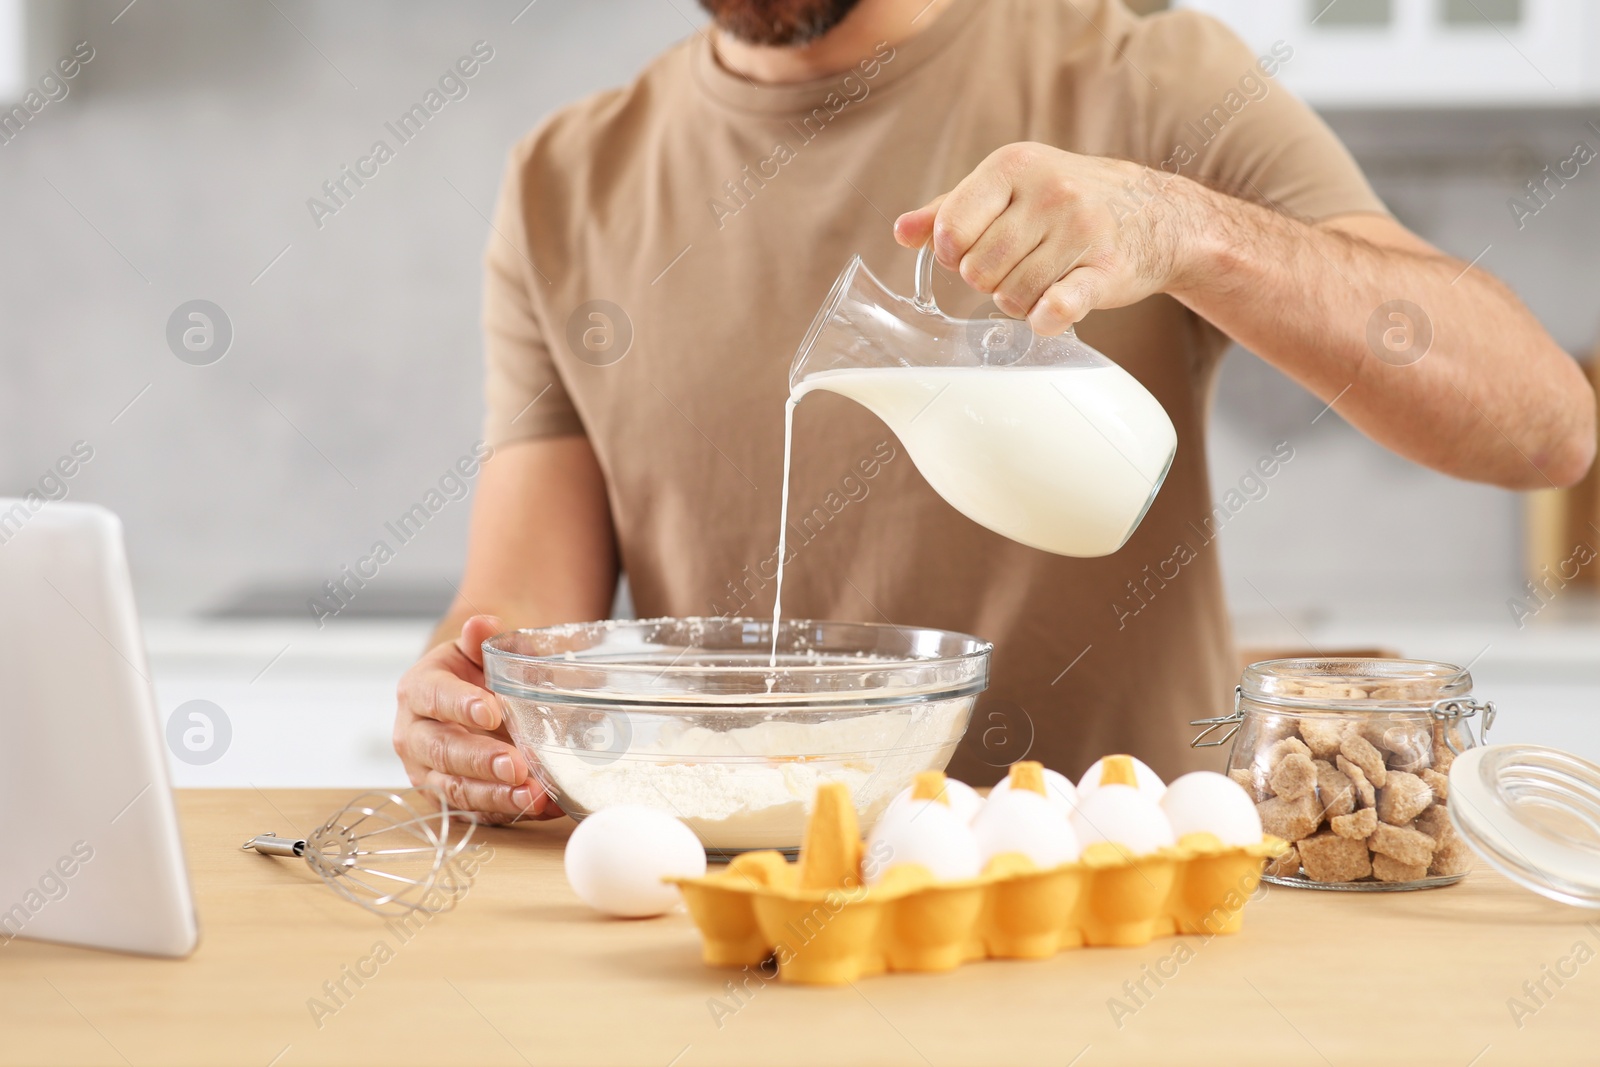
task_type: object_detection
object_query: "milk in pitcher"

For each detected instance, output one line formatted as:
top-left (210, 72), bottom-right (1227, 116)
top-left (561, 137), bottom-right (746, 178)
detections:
top-left (794, 364), bottom-right (1175, 556)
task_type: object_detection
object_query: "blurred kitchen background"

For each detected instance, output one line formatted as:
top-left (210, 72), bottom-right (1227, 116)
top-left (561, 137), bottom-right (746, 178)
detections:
top-left (3, 0), bottom-right (1599, 785)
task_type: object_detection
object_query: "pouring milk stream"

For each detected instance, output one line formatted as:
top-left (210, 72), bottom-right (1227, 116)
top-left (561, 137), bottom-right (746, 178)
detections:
top-left (770, 246), bottom-right (1177, 665)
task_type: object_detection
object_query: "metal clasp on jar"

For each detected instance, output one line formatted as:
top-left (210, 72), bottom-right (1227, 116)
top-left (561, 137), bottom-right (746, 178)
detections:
top-left (1189, 686), bottom-right (1245, 749)
top-left (1431, 696), bottom-right (1496, 754)
top-left (1187, 690), bottom-right (1497, 752)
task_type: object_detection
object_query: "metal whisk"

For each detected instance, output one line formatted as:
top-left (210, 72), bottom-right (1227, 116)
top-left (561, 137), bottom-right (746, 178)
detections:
top-left (243, 790), bottom-right (479, 917)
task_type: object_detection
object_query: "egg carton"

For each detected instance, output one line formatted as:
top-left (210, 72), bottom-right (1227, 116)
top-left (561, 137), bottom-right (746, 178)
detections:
top-left (672, 776), bottom-right (1285, 985)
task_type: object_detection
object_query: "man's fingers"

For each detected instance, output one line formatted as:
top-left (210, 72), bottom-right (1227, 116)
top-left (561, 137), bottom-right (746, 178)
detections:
top-left (457, 614), bottom-right (506, 669)
top-left (401, 664), bottom-right (504, 731)
top-left (993, 239), bottom-right (1087, 319)
top-left (403, 717), bottom-right (528, 785)
top-left (932, 186), bottom-right (1012, 270)
top-left (929, 144), bottom-right (1038, 270)
top-left (422, 769), bottom-right (555, 820)
top-left (1029, 266), bottom-right (1111, 336)
top-left (958, 208), bottom-right (1045, 296)
top-left (893, 194), bottom-right (944, 249)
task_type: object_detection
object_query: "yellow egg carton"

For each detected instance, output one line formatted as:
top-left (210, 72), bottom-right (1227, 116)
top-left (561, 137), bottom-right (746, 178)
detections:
top-left (671, 762), bottom-right (1286, 985)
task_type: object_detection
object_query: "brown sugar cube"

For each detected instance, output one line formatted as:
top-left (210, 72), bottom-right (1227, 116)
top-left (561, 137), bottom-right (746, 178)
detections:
top-left (1265, 846), bottom-right (1300, 879)
top-left (1258, 793), bottom-right (1322, 842)
top-left (1337, 755), bottom-right (1377, 808)
top-left (1428, 835), bottom-right (1474, 877)
top-left (1256, 724), bottom-right (1299, 755)
top-left (1315, 761), bottom-right (1356, 820)
top-left (1228, 767), bottom-right (1267, 802)
top-left (1369, 822), bottom-right (1436, 867)
top-left (1348, 716), bottom-right (1391, 749)
top-left (1388, 750), bottom-right (1431, 774)
top-left (1330, 807), bottom-right (1377, 840)
top-left (1430, 722), bottom-right (1459, 774)
top-left (1414, 803), bottom-right (1457, 847)
top-left (1418, 767), bottom-right (1449, 802)
top-left (1301, 683), bottom-right (1372, 701)
top-left (1245, 713), bottom-right (1298, 753)
top-left (1371, 853), bottom-right (1429, 883)
top-left (1255, 714), bottom-right (1301, 748)
top-left (1386, 743), bottom-right (1431, 775)
top-left (1298, 831), bottom-right (1372, 882)
top-left (1433, 745), bottom-right (1456, 774)
top-left (1339, 729), bottom-right (1389, 788)
top-left (1370, 681), bottom-right (1432, 702)
top-left (1269, 752), bottom-right (1318, 802)
top-left (1264, 736), bottom-right (1311, 765)
top-left (1298, 717), bottom-right (1345, 759)
top-left (1350, 714), bottom-right (1424, 752)
top-left (1377, 722), bottom-right (1433, 773)
top-left (1247, 725), bottom-right (1290, 756)
top-left (1377, 771), bottom-right (1434, 825)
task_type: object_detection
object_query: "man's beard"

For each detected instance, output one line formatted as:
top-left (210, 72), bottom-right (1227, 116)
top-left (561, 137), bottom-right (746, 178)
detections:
top-left (698, 0), bottom-right (864, 46)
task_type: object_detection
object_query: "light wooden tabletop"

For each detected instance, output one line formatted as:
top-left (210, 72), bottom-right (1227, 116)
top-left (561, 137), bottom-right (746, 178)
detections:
top-left (3, 788), bottom-right (1597, 1066)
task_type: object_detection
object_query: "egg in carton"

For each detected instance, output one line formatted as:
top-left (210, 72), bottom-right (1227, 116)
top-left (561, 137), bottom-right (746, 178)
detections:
top-left (670, 759), bottom-right (1286, 985)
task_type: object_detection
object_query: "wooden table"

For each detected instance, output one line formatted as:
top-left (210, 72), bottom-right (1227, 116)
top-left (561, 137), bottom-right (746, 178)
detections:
top-left (4, 789), bottom-right (1598, 1066)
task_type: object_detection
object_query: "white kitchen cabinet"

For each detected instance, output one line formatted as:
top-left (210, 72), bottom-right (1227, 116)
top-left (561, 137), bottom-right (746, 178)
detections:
top-left (144, 619), bottom-right (418, 789)
top-left (0, 0), bottom-right (75, 104)
top-left (1175, 0), bottom-right (1600, 106)
top-left (0, 0), bottom-right (22, 101)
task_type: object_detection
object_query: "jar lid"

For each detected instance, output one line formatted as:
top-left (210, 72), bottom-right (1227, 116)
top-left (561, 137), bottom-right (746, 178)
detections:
top-left (1450, 745), bottom-right (1600, 909)
top-left (1241, 658), bottom-right (1473, 710)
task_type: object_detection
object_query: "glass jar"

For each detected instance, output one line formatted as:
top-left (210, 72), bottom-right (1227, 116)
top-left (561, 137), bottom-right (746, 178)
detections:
top-left (1191, 658), bottom-right (1494, 891)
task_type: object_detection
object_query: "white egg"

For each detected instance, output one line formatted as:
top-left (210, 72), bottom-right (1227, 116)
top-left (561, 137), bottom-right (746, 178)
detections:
top-left (864, 799), bottom-right (981, 885)
top-left (1071, 784), bottom-right (1176, 855)
top-left (987, 767), bottom-right (1079, 817)
top-left (564, 805), bottom-right (707, 917)
top-left (1161, 771), bottom-right (1264, 847)
top-left (1077, 755), bottom-right (1167, 800)
top-left (970, 788), bottom-right (1081, 868)
top-left (878, 777), bottom-right (983, 826)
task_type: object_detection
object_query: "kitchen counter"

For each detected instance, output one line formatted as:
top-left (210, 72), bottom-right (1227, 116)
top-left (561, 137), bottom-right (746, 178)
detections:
top-left (4, 790), bottom-right (1598, 1066)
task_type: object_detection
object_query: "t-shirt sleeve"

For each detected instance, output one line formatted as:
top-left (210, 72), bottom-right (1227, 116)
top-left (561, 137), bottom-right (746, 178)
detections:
top-left (482, 144), bottom-right (586, 448)
top-left (1127, 10), bottom-right (1388, 223)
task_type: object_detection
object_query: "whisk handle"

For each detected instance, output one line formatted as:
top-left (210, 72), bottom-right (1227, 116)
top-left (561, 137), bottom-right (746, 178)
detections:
top-left (242, 833), bottom-right (306, 858)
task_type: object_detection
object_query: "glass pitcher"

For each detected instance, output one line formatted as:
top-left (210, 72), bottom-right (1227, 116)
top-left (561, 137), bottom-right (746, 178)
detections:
top-left (788, 246), bottom-right (1177, 557)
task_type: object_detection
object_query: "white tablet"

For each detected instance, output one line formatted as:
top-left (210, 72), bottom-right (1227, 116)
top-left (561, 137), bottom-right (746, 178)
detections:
top-left (0, 499), bottom-right (198, 957)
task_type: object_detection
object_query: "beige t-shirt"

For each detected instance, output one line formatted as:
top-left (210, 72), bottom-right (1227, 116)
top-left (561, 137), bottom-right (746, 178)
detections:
top-left (482, 0), bottom-right (1386, 783)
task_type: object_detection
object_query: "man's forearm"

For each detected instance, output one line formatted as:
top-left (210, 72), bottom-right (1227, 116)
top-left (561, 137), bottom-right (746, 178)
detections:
top-left (1166, 180), bottom-right (1596, 489)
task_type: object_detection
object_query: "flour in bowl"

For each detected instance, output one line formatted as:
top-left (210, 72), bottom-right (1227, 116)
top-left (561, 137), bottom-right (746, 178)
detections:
top-left (534, 699), bottom-right (971, 851)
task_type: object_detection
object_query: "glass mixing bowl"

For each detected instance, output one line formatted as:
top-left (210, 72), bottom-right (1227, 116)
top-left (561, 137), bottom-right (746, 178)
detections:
top-left (483, 617), bottom-right (991, 854)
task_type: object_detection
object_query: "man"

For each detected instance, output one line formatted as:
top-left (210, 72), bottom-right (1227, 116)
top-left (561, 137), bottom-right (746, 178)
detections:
top-left (393, 0), bottom-right (1595, 821)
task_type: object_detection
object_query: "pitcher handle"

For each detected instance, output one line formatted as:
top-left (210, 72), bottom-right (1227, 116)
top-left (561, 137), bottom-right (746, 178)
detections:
top-left (913, 243), bottom-right (939, 314)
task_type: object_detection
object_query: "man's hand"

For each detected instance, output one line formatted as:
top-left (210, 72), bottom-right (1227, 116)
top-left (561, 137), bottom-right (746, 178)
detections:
top-left (393, 614), bottom-right (560, 823)
top-left (896, 142), bottom-right (1593, 490)
top-left (894, 142), bottom-right (1191, 336)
